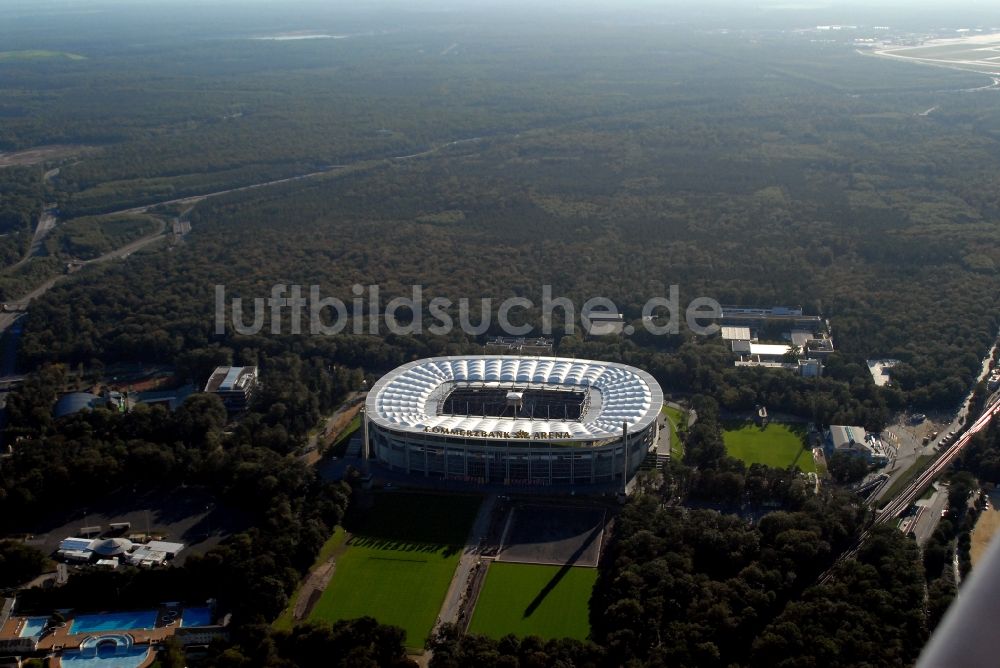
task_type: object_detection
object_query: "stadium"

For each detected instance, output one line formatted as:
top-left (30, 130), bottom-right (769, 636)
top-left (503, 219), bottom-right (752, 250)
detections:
top-left (364, 355), bottom-right (663, 486)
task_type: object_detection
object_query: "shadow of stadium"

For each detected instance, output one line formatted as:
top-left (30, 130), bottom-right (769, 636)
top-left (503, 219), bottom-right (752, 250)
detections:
top-left (522, 522), bottom-right (602, 618)
top-left (347, 535), bottom-right (460, 557)
top-left (503, 505), bottom-right (606, 547)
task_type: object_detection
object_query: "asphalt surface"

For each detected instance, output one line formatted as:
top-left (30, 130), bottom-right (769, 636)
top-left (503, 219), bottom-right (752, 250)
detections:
top-left (878, 337), bottom-right (1000, 503)
top-left (910, 486), bottom-right (949, 546)
top-left (437, 493), bottom-right (497, 627)
top-left (0, 219), bottom-right (168, 339)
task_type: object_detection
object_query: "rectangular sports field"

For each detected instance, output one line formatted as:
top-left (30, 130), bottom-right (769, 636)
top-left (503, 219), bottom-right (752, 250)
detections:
top-left (662, 404), bottom-right (687, 460)
top-left (309, 492), bottom-right (480, 649)
top-left (498, 504), bottom-right (605, 567)
top-left (722, 421), bottom-right (816, 473)
top-left (469, 562), bottom-right (596, 640)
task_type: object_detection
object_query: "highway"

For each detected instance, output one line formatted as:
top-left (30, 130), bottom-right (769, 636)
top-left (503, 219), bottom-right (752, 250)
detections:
top-left (0, 217), bottom-right (167, 321)
top-left (0, 133), bottom-right (495, 393)
top-left (101, 135), bottom-right (485, 218)
top-left (0, 134), bottom-right (490, 320)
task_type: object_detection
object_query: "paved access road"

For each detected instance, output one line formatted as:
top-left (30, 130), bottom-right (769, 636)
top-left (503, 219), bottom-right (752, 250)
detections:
top-left (436, 493), bottom-right (498, 629)
top-left (0, 218), bottom-right (167, 338)
top-left (826, 395), bottom-right (1000, 578)
top-left (909, 486), bottom-right (950, 546)
top-left (0, 134), bottom-right (493, 342)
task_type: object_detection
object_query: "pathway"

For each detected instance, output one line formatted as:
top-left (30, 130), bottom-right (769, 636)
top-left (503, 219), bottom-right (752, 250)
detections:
top-left (436, 493), bottom-right (498, 627)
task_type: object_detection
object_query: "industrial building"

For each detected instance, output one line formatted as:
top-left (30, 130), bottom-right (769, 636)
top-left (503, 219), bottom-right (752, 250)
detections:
top-left (583, 307), bottom-right (625, 337)
top-left (825, 425), bottom-right (889, 465)
top-left (364, 355), bottom-right (663, 486)
top-left (203, 366), bottom-right (259, 411)
top-left (55, 536), bottom-right (185, 567)
top-left (721, 305), bottom-right (832, 376)
top-left (719, 305), bottom-right (824, 332)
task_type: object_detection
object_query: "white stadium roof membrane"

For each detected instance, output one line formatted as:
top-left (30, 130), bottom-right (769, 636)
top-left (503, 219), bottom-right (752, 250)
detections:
top-left (366, 355), bottom-right (663, 442)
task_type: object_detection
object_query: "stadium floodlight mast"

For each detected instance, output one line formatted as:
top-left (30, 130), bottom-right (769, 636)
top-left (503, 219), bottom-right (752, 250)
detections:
top-left (622, 422), bottom-right (629, 495)
top-left (360, 407), bottom-right (373, 489)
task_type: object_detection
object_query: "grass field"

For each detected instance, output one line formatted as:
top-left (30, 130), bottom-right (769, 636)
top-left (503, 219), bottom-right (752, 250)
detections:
top-left (309, 492), bottom-right (480, 649)
top-left (469, 563), bottom-right (596, 640)
top-left (273, 526), bottom-right (347, 631)
top-left (662, 405), bottom-right (687, 460)
top-left (722, 421), bottom-right (815, 473)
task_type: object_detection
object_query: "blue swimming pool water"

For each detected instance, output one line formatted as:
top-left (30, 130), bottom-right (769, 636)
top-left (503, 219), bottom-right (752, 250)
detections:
top-left (181, 606), bottom-right (214, 627)
top-left (19, 617), bottom-right (47, 637)
top-left (69, 610), bottom-right (158, 634)
top-left (60, 646), bottom-right (149, 668)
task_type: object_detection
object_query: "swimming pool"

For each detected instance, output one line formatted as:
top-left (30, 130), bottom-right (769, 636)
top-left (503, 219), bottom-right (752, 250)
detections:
top-left (19, 617), bottom-right (47, 637)
top-left (60, 646), bottom-right (149, 668)
top-left (69, 610), bottom-right (158, 634)
top-left (181, 606), bottom-right (214, 627)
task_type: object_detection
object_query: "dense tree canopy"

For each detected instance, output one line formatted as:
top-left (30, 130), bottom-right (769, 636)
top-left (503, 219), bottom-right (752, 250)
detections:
top-left (2, 6), bottom-right (999, 666)
top-left (0, 540), bottom-right (48, 588)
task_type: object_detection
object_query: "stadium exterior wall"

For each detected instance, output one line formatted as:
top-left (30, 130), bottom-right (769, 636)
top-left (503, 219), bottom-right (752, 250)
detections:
top-left (364, 355), bottom-right (663, 486)
top-left (368, 423), bottom-right (655, 485)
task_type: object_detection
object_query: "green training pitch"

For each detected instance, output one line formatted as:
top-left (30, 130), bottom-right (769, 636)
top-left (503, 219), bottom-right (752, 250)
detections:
top-left (469, 563), bottom-right (596, 640)
top-left (722, 421), bottom-right (816, 473)
top-left (662, 404), bottom-right (687, 460)
top-left (309, 492), bottom-right (480, 649)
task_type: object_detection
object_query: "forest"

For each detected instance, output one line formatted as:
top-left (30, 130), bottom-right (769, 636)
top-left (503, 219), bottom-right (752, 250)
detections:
top-left (1, 359), bottom-right (359, 627)
top-left (3, 3), bottom-right (1000, 666)
top-left (2, 380), bottom-right (924, 667)
top-left (7, 21), bottom-right (999, 409)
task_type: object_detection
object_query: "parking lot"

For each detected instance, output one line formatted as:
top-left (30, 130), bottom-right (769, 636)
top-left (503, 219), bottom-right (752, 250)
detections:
top-left (20, 485), bottom-right (247, 565)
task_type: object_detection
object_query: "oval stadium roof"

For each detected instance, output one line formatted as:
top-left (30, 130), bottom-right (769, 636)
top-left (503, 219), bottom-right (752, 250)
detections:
top-left (366, 355), bottom-right (663, 442)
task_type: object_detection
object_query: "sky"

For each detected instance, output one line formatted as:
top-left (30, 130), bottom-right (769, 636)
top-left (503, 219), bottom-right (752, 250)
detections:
top-left (1, 0), bottom-right (998, 33)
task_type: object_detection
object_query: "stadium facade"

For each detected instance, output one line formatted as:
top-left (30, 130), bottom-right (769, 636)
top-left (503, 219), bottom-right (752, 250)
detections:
top-left (364, 355), bottom-right (663, 486)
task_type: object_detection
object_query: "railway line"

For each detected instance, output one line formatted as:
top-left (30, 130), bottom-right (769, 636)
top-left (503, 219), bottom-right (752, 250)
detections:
top-left (822, 394), bottom-right (1000, 580)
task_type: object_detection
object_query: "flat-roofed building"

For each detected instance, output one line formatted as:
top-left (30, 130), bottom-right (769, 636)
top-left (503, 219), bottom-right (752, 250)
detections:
top-left (721, 326), bottom-right (751, 341)
top-left (583, 307), bottom-right (625, 337)
top-left (790, 330), bottom-right (814, 348)
top-left (750, 343), bottom-right (792, 359)
top-left (204, 366), bottom-right (259, 411)
top-left (484, 336), bottom-right (554, 356)
top-left (57, 537), bottom-right (95, 562)
top-left (136, 384), bottom-right (195, 411)
top-left (720, 305), bottom-right (823, 332)
top-left (806, 337), bottom-right (836, 358)
top-left (799, 358), bottom-right (823, 377)
top-left (127, 541), bottom-right (184, 567)
top-left (826, 424), bottom-right (888, 465)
